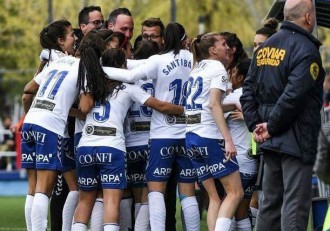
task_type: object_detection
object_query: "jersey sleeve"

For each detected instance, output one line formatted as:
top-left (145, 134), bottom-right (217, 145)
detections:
top-left (33, 67), bottom-right (48, 85)
top-left (223, 90), bottom-right (240, 105)
top-left (128, 84), bottom-right (152, 105)
top-left (127, 59), bottom-right (146, 69)
top-left (103, 65), bottom-right (147, 83)
top-left (210, 68), bottom-right (227, 92)
top-left (39, 49), bottom-right (50, 61)
top-left (103, 55), bottom-right (160, 83)
top-left (142, 55), bottom-right (160, 80)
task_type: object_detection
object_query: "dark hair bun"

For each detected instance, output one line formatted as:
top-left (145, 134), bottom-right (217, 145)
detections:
top-left (263, 18), bottom-right (279, 31)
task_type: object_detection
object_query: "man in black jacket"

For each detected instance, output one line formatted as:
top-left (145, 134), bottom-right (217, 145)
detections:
top-left (240, 0), bottom-right (325, 230)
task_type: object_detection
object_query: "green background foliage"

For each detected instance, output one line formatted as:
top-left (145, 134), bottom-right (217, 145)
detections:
top-left (0, 0), bottom-right (329, 113)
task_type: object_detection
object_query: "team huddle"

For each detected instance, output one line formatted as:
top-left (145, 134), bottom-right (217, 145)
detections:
top-left (19, 0), bottom-right (325, 231)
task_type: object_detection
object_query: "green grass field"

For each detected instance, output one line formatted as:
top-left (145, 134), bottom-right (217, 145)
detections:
top-left (0, 196), bottom-right (316, 231)
top-left (0, 196), bottom-right (207, 230)
top-left (0, 197), bottom-right (27, 230)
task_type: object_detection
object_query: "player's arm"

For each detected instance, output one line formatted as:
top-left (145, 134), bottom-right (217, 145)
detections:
top-left (69, 108), bottom-right (86, 121)
top-left (22, 61), bottom-right (50, 112)
top-left (126, 59), bottom-right (146, 69)
top-left (222, 103), bottom-right (239, 112)
top-left (210, 88), bottom-right (236, 159)
top-left (144, 97), bottom-right (184, 116)
top-left (103, 55), bottom-right (157, 83)
top-left (78, 92), bottom-right (94, 116)
top-left (22, 79), bottom-right (40, 113)
top-left (103, 65), bottom-right (147, 83)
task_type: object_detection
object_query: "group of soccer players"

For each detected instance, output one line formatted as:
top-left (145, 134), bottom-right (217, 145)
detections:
top-left (19, 4), bottom-right (279, 231)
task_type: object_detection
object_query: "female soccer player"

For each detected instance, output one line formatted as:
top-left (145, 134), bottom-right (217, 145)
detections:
top-left (21, 29), bottom-right (110, 231)
top-left (21, 19), bottom-right (76, 231)
top-left (253, 18), bottom-right (279, 53)
top-left (101, 22), bottom-right (200, 231)
top-left (186, 32), bottom-right (244, 231)
top-left (223, 58), bottom-right (258, 230)
top-left (123, 40), bottom-right (160, 230)
top-left (72, 48), bottom-right (184, 231)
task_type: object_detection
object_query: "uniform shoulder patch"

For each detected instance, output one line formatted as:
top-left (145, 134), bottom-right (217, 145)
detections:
top-left (310, 62), bottom-right (319, 80)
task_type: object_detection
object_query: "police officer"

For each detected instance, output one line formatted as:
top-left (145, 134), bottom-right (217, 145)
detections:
top-left (240, 0), bottom-right (325, 230)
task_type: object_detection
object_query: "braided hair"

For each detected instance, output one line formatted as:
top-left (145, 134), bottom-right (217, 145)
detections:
top-left (77, 29), bottom-right (109, 102)
top-left (101, 48), bottom-right (126, 98)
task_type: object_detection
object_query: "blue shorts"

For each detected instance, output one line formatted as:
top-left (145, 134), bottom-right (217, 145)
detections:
top-left (240, 172), bottom-right (257, 199)
top-left (61, 137), bottom-right (76, 172)
top-left (76, 146), bottom-right (126, 191)
top-left (145, 138), bottom-right (196, 183)
top-left (126, 145), bottom-right (148, 188)
top-left (21, 123), bottom-right (63, 171)
top-left (21, 124), bottom-right (36, 169)
top-left (186, 132), bottom-right (239, 182)
top-left (74, 132), bottom-right (82, 155)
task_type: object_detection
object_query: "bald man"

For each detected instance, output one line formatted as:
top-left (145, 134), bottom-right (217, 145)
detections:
top-left (240, 0), bottom-right (325, 230)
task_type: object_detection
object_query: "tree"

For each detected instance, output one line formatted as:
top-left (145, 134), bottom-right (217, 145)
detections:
top-left (0, 0), bottom-right (329, 117)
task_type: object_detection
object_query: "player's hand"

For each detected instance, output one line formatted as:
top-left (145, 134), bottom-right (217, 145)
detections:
top-left (230, 110), bottom-right (244, 120)
top-left (224, 140), bottom-right (237, 162)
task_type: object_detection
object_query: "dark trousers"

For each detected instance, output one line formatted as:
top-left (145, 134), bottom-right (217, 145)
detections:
top-left (50, 173), bottom-right (69, 231)
top-left (256, 150), bottom-right (313, 231)
top-left (165, 169), bottom-right (177, 231)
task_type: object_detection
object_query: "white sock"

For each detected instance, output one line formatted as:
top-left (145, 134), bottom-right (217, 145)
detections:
top-left (62, 190), bottom-right (79, 231)
top-left (25, 194), bottom-right (34, 231)
top-left (104, 223), bottom-right (120, 231)
top-left (250, 207), bottom-right (258, 227)
top-left (215, 217), bottom-right (232, 231)
top-left (181, 196), bottom-right (200, 231)
top-left (148, 192), bottom-right (165, 231)
top-left (135, 203), bottom-right (150, 231)
top-left (71, 222), bottom-right (87, 231)
top-left (31, 193), bottom-right (49, 231)
top-left (134, 202), bottom-right (142, 219)
top-left (236, 218), bottom-right (251, 231)
top-left (90, 198), bottom-right (104, 231)
top-left (120, 197), bottom-right (133, 231)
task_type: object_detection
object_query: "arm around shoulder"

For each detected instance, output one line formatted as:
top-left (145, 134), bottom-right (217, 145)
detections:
top-left (103, 64), bottom-right (147, 83)
top-left (144, 97), bottom-right (184, 116)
